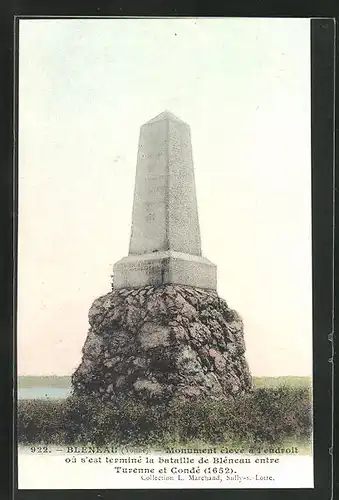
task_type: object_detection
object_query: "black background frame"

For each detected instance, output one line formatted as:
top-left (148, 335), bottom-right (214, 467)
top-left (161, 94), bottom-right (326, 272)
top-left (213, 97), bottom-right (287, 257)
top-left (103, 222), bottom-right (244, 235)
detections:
top-left (0, 4), bottom-right (336, 500)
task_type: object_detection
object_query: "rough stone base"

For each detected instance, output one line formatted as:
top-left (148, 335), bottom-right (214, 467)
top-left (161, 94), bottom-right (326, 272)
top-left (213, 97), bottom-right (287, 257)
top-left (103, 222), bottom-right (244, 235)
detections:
top-left (113, 251), bottom-right (217, 290)
top-left (72, 284), bottom-right (252, 403)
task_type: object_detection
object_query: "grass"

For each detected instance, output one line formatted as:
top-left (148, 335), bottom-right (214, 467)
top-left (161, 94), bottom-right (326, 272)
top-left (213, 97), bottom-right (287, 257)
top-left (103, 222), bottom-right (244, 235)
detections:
top-left (18, 375), bottom-right (312, 389)
top-left (18, 376), bottom-right (72, 388)
top-left (17, 385), bottom-right (312, 452)
top-left (253, 376), bottom-right (312, 389)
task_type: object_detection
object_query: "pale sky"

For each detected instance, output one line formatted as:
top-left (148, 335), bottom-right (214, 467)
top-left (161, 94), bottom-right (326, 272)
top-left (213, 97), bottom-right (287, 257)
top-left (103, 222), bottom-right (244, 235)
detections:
top-left (17, 18), bottom-right (312, 377)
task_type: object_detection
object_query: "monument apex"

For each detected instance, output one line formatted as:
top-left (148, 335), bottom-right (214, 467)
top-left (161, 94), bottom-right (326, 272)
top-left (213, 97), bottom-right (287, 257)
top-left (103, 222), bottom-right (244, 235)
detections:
top-left (113, 111), bottom-right (217, 289)
top-left (144, 109), bottom-right (188, 125)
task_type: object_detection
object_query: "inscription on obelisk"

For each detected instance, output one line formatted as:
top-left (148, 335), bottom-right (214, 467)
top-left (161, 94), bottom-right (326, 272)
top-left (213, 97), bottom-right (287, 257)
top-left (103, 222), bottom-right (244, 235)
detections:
top-left (113, 111), bottom-right (217, 289)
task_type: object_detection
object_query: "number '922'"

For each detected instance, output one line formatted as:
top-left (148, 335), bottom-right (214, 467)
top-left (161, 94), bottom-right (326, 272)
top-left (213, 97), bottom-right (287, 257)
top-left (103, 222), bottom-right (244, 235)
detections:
top-left (30, 446), bottom-right (49, 453)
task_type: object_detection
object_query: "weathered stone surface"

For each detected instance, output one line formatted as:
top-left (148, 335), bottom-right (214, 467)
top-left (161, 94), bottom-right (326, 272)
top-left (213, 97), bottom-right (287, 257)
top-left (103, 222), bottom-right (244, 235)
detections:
top-left (72, 284), bottom-right (252, 402)
top-left (129, 111), bottom-right (201, 256)
top-left (113, 251), bottom-right (217, 289)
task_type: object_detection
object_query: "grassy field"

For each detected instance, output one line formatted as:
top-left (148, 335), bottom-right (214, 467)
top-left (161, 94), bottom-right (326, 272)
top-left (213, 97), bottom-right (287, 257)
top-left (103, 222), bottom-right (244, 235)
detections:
top-left (18, 375), bottom-right (312, 389)
top-left (17, 382), bottom-right (312, 452)
top-left (253, 376), bottom-right (312, 389)
top-left (18, 375), bottom-right (72, 388)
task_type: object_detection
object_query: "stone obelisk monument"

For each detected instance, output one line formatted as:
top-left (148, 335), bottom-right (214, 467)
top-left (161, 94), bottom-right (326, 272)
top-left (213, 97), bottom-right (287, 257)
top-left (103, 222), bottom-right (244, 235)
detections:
top-left (72, 111), bottom-right (252, 404)
top-left (113, 111), bottom-right (216, 290)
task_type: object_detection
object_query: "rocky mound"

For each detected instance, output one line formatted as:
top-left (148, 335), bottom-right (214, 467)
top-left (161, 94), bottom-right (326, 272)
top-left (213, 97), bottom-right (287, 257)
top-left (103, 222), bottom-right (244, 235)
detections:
top-left (72, 284), bottom-right (252, 403)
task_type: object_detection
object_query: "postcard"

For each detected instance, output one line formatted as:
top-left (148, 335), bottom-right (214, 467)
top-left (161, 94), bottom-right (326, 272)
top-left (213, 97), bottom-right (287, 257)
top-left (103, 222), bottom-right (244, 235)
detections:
top-left (15, 16), bottom-right (330, 490)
